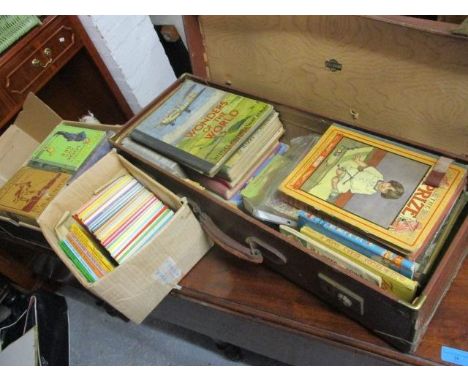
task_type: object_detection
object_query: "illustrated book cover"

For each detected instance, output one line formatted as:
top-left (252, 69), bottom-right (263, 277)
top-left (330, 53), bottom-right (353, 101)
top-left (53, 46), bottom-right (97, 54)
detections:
top-left (130, 79), bottom-right (274, 177)
top-left (29, 124), bottom-right (107, 173)
top-left (0, 167), bottom-right (70, 223)
top-left (279, 124), bottom-right (467, 256)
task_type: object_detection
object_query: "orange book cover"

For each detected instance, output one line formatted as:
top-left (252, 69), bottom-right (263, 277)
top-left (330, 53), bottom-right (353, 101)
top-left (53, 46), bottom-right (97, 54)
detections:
top-left (279, 124), bottom-right (466, 256)
top-left (0, 166), bottom-right (70, 222)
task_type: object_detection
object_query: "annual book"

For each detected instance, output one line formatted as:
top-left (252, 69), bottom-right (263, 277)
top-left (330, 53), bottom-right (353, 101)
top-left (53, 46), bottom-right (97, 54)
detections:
top-left (279, 124), bottom-right (467, 257)
top-left (130, 79), bottom-right (275, 177)
top-left (29, 124), bottom-right (107, 173)
top-left (0, 166), bottom-right (70, 225)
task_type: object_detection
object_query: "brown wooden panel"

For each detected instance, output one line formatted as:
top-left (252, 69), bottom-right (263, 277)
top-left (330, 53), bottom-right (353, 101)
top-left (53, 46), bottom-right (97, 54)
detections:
top-left (198, 16), bottom-right (468, 158)
top-left (0, 16), bottom-right (82, 103)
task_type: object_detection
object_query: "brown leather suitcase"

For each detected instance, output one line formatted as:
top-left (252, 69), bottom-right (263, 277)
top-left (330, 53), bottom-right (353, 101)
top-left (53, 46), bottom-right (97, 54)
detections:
top-left (112, 16), bottom-right (468, 353)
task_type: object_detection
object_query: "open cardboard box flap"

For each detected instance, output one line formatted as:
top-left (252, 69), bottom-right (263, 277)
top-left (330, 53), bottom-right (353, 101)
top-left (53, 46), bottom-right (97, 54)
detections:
top-left (38, 151), bottom-right (213, 323)
top-left (0, 93), bottom-right (121, 187)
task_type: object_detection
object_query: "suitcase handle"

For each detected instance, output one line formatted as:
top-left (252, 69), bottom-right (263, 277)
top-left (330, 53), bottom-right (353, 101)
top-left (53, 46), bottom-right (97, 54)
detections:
top-left (187, 199), bottom-right (263, 264)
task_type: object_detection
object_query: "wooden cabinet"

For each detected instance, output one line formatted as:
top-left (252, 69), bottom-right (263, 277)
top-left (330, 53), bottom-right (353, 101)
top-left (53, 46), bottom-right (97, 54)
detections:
top-left (0, 16), bottom-right (133, 131)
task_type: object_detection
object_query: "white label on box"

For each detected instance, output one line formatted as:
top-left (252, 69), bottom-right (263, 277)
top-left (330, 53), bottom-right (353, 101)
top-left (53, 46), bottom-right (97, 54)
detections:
top-left (153, 257), bottom-right (182, 286)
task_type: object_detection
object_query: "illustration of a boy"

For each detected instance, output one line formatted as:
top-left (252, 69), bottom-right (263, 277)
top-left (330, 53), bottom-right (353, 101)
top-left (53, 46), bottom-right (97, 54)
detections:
top-left (329, 154), bottom-right (404, 200)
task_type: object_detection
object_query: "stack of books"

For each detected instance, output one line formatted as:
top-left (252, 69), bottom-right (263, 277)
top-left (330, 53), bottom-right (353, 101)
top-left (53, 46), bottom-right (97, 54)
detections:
top-left (0, 124), bottom-right (112, 225)
top-left (130, 79), bottom-right (284, 200)
top-left (56, 174), bottom-right (175, 282)
top-left (274, 124), bottom-right (467, 300)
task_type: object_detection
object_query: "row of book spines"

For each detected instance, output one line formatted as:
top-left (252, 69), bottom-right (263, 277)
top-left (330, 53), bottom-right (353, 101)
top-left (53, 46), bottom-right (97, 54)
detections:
top-left (279, 225), bottom-right (383, 288)
top-left (300, 226), bottom-right (418, 303)
top-left (280, 193), bottom-right (410, 255)
top-left (297, 211), bottom-right (417, 279)
top-left (58, 217), bottom-right (117, 283)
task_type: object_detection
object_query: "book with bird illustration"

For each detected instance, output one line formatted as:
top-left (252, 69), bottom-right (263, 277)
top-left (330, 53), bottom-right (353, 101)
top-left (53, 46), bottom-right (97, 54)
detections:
top-left (29, 124), bottom-right (107, 173)
top-left (0, 166), bottom-right (70, 224)
top-left (130, 79), bottom-right (274, 177)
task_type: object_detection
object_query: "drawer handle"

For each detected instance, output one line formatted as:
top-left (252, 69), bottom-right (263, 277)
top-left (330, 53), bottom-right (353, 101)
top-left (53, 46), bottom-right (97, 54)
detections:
top-left (31, 48), bottom-right (53, 68)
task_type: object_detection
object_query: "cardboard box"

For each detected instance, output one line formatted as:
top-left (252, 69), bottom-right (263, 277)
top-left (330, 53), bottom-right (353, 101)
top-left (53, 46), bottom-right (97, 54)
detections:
top-left (0, 93), bottom-right (120, 230)
top-left (38, 151), bottom-right (213, 323)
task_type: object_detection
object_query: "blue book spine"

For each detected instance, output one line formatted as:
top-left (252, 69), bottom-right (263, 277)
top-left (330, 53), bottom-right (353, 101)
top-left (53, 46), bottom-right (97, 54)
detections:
top-left (297, 211), bottom-right (417, 279)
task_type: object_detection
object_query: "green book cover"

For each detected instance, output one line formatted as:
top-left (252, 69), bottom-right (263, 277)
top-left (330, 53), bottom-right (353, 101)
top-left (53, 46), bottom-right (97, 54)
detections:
top-left (29, 124), bottom-right (106, 173)
top-left (59, 240), bottom-right (95, 282)
top-left (131, 80), bottom-right (273, 176)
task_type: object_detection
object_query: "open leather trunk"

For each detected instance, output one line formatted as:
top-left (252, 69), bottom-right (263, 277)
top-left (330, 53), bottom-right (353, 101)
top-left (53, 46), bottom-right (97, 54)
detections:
top-left (111, 16), bottom-right (468, 353)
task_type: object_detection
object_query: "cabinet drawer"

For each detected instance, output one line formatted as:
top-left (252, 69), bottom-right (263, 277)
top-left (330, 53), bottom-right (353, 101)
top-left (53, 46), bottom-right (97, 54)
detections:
top-left (0, 17), bottom-right (82, 102)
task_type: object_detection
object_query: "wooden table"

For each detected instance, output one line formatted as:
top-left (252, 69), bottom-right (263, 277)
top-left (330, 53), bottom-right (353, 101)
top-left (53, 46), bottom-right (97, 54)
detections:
top-left (152, 246), bottom-right (468, 365)
top-left (1, 219), bottom-right (466, 365)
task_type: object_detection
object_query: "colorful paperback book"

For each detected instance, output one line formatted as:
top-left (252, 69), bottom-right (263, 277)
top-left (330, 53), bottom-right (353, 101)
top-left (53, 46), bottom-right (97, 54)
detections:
top-left (300, 226), bottom-right (419, 302)
top-left (55, 213), bottom-right (116, 282)
top-left (279, 225), bottom-right (382, 288)
top-left (0, 167), bottom-right (70, 224)
top-left (29, 124), bottom-right (106, 173)
top-left (74, 174), bottom-right (175, 264)
top-left (59, 240), bottom-right (96, 283)
top-left (297, 211), bottom-right (418, 279)
top-left (130, 79), bottom-right (274, 177)
top-left (280, 124), bottom-right (467, 256)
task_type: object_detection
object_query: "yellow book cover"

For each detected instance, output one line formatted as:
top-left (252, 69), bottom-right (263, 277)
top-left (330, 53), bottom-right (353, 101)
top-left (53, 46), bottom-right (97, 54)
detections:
top-left (279, 225), bottom-right (382, 288)
top-left (280, 124), bottom-right (466, 256)
top-left (301, 226), bottom-right (419, 302)
top-left (0, 167), bottom-right (70, 223)
top-left (69, 221), bottom-right (115, 272)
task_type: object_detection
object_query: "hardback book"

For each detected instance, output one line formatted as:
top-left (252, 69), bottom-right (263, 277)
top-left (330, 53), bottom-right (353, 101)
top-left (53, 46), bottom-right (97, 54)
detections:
top-left (280, 225), bottom-right (383, 288)
top-left (217, 112), bottom-right (284, 182)
top-left (279, 124), bottom-right (467, 257)
top-left (414, 191), bottom-right (467, 283)
top-left (191, 142), bottom-right (287, 200)
top-left (297, 211), bottom-right (418, 279)
top-left (121, 137), bottom-right (187, 179)
top-left (29, 124), bottom-right (107, 174)
top-left (300, 226), bottom-right (419, 302)
top-left (0, 167), bottom-right (70, 225)
top-left (130, 79), bottom-right (275, 177)
top-left (220, 126), bottom-right (285, 188)
top-left (69, 132), bottom-right (114, 182)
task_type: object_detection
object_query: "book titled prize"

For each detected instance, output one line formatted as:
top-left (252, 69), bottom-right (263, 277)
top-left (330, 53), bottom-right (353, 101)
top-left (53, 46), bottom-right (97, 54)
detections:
top-left (280, 124), bottom-right (467, 257)
top-left (29, 124), bottom-right (106, 173)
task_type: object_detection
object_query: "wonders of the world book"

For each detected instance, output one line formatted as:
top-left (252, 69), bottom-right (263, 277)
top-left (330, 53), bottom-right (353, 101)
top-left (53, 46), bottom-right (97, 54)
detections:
top-left (130, 79), bottom-right (274, 177)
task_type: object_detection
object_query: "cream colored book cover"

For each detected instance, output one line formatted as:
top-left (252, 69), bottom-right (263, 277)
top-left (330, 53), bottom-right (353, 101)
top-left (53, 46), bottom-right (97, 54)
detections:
top-left (280, 124), bottom-right (466, 256)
